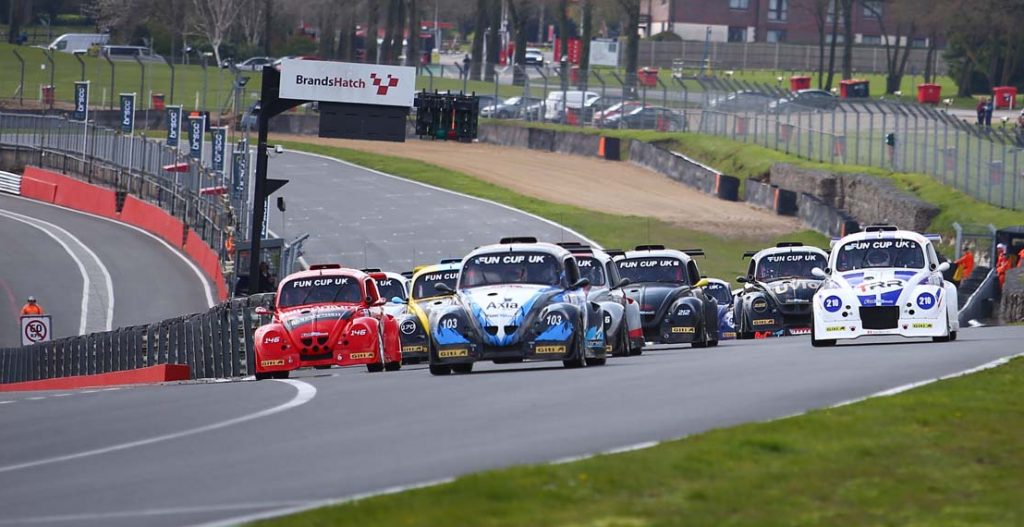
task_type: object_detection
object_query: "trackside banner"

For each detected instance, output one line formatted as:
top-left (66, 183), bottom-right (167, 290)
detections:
top-left (188, 115), bottom-right (205, 162)
top-left (72, 81), bottom-right (88, 122)
top-left (166, 106), bottom-right (182, 148)
top-left (231, 142), bottom-right (248, 203)
top-left (119, 93), bottom-right (135, 134)
top-left (212, 127), bottom-right (227, 173)
top-left (279, 59), bottom-right (415, 107)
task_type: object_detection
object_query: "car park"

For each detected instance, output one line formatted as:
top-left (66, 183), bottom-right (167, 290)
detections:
top-left (253, 264), bottom-right (403, 378)
top-left (601, 106), bottom-right (686, 131)
top-left (733, 243), bottom-right (829, 338)
top-left (561, 243), bottom-right (644, 356)
top-left (768, 89), bottom-right (838, 114)
top-left (480, 96), bottom-right (543, 119)
top-left (428, 237), bottom-right (606, 375)
top-left (394, 261), bottom-right (461, 364)
top-left (810, 226), bottom-right (959, 347)
top-left (708, 90), bottom-right (775, 113)
top-left (614, 245), bottom-right (719, 347)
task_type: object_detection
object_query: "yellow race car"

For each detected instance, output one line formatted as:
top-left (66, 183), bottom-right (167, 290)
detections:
top-left (396, 260), bottom-right (461, 364)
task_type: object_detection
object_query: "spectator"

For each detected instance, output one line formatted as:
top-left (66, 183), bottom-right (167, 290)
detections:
top-left (461, 54), bottom-right (470, 80)
top-left (1018, 246), bottom-right (1024, 268)
top-left (985, 97), bottom-right (995, 127)
top-left (977, 98), bottom-right (987, 125)
top-left (258, 261), bottom-right (276, 293)
top-left (20, 296), bottom-right (43, 316)
top-left (953, 245), bottom-right (975, 286)
top-left (996, 244), bottom-right (1011, 287)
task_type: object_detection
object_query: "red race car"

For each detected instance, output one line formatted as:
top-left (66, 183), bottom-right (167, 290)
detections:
top-left (253, 264), bottom-right (402, 379)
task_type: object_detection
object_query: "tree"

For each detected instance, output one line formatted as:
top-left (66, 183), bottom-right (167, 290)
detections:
top-left (579, 0), bottom-right (592, 75)
top-left (263, 0), bottom-right (272, 55)
top-left (7, 0), bottom-right (30, 45)
top-left (798, 0), bottom-right (830, 89)
top-left (191, 0), bottom-right (243, 66)
top-left (469, 0), bottom-right (486, 80)
top-left (825, 0), bottom-right (841, 90)
top-left (406, 0), bottom-right (419, 67)
top-left (316, 0), bottom-right (338, 59)
top-left (366, 0), bottom-right (379, 63)
top-left (616, 0), bottom-right (639, 94)
top-left (485, 0), bottom-right (500, 82)
top-left (237, 0), bottom-right (266, 51)
top-left (862, 0), bottom-right (918, 94)
top-left (557, 0), bottom-right (568, 61)
top-left (509, 0), bottom-right (531, 85)
top-left (839, 0), bottom-right (853, 80)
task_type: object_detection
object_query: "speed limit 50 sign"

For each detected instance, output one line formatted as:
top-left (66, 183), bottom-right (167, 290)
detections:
top-left (20, 315), bottom-right (52, 346)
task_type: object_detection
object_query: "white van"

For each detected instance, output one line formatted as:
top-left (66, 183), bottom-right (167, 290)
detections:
top-left (543, 90), bottom-right (599, 121)
top-left (47, 33), bottom-right (110, 53)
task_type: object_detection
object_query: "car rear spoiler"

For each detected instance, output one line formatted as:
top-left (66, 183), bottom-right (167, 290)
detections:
top-left (439, 258), bottom-right (462, 264)
top-left (776, 241), bottom-right (804, 247)
top-left (682, 249), bottom-right (705, 257)
top-left (634, 244), bottom-right (666, 251)
top-left (605, 249), bottom-right (626, 258)
top-left (499, 236), bottom-right (538, 244)
top-left (742, 250), bottom-right (758, 259)
top-left (400, 271), bottom-right (414, 279)
top-left (310, 263), bottom-right (342, 270)
top-left (361, 268), bottom-right (383, 273)
top-left (558, 242), bottom-right (593, 254)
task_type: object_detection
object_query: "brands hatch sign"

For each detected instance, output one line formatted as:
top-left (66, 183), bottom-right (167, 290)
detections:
top-left (279, 59), bottom-right (415, 108)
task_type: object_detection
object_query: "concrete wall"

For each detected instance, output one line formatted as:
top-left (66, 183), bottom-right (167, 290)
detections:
top-left (771, 163), bottom-right (939, 232)
top-left (628, 140), bottom-right (716, 192)
top-left (476, 123), bottom-right (601, 158)
top-left (1000, 268), bottom-right (1024, 324)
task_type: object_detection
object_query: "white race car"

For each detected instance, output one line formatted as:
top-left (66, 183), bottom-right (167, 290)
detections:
top-left (810, 226), bottom-right (959, 347)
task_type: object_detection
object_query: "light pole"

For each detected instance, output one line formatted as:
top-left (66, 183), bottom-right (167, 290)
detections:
top-left (73, 49), bottom-right (86, 81)
top-left (201, 51), bottom-right (213, 111)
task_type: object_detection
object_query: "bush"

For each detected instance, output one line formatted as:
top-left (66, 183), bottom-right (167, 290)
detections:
top-left (649, 31), bottom-right (682, 42)
top-left (278, 34), bottom-right (317, 57)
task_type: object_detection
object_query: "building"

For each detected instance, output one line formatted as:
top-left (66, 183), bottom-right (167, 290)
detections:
top-left (643, 0), bottom-right (927, 47)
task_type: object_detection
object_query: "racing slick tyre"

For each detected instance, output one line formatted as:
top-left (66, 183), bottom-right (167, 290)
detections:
top-left (933, 322), bottom-right (958, 343)
top-left (585, 356), bottom-right (607, 366)
top-left (384, 361), bottom-right (402, 371)
top-left (737, 331), bottom-right (755, 340)
top-left (401, 358), bottom-right (422, 365)
top-left (810, 326), bottom-right (836, 348)
top-left (691, 326), bottom-right (710, 348)
top-left (273, 370), bottom-right (290, 379)
top-left (366, 363), bottom-right (385, 373)
top-left (429, 364), bottom-right (452, 376)
top-left (451, 363), bottom-right (474, 374)
top-left (612, 327), bottom-right (630, 357)
top-left (314, 365), bottom-right (332, 370)
top-left (255, 372), bottom-right (273, 381)
top-left (708, 339), bottom-right (719, 347)
top-left (562, 330), bottom-right (587, 369)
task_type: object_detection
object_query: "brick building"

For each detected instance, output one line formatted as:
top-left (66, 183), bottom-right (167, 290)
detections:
top-left (642, 0), bottom-right (925, 47)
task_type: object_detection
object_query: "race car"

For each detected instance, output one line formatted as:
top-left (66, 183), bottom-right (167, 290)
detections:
top-left (428, 237), bottom-right (607, 375)
top-left (253, 264), bottom-right (403, 379)
top-left (733, 242), bottom-right (829, 338)
top-left (614, 245), bottom-right (719, 347)
top-left (704, 278), bottom-right (737, 340)
top-left (810, 225), bottom-right (959, 347)
top-left (560, 243), bottom-right (644, 356)
top-left (365, 269), bottom-right (411, 318)
top-left (394, 260), bottom-right (461, 364)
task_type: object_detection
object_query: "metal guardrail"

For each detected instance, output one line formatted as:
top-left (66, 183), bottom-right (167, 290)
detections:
top-left (0, 294), bottom-right (275, 384)
top-left (0, 170), bottom-right (21, 195)
top-left (958, 268), bottom-right (1000, 326)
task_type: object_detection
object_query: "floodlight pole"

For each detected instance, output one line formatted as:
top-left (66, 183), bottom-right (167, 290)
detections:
top-left (247, 66), bottom-right (300, 295)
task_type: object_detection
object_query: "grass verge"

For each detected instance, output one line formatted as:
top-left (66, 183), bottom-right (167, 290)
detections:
top-left (492, 121), bottom-right (1024, 238)
top-left (258, 355), bottom-right (1024, 526)
top-left (279, 139), bottom-right (824, 281)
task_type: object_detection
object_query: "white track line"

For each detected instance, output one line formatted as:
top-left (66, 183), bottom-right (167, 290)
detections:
top-left (0, 379), bottom-right (316, 474)
top-left (286, 150), bottom-right (602, 249)
top-left (204, 346), bottom-right (1024, 527)
top-left (5, 194), bottom-right (214, 308)
top-left (0, 501), bottom-right (314, 525)
top-left (0, 209), bottom-right (94, 333)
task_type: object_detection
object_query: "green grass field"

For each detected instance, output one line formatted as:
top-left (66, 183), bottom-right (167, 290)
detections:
top-left (0, 43), bottom-right (262, 112)
top-left (256, 354), bottom-right (1024, 526)
top-left (279, 139), bottom-right (824, 281)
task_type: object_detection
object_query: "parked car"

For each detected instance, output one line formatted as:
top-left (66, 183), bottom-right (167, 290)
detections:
top-left (543, 90), bottom-right (599, 122)
top-left (524, 48), bottom-right (545, 66)
top-left (708, 90), bottom-right (774, 113)
top-left (480, 96), bottom-right (544, 119)
top-left (602, 106), bottom-right (686, 131)
top-left (768, 89), bottom-right (838, 113)
top-left (101, 45), bottom-right (163, 62)
top-left (593, 100), bottom-right (643, 126)
top-left (235, 56), bottom-right (276, 71)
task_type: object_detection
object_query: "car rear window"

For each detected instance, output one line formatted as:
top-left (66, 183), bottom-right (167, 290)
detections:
top-left (278, 276), bottom-right (361, 307)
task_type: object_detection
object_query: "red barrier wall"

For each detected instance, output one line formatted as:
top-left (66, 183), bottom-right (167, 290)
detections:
top-left (19, 177), bottom-right (57, 203)
top-left (120, 195), bottom-right (186, 248)
top-left (0, 364), bottom-right (190, 392)
top-left (23, 166), bottom-right (118, 219)
top-left (184, 230), bottom-right (228, 301)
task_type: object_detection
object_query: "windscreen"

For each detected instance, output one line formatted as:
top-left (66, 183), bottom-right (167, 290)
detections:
top-left (575, 256), bottom-right (606, 287)
top-left (835, 239), bottom-right (925, 272)
top-left (460, 252), bottom-right (562, 288)
top-left (278, 276), bottom-right (361, 308)
top-left (704, 282), bottom-right (733, 304)
top-left (374, 277), bottom-right (406, 301)
top-left (755, 251), bottom-right (828, 281)
top-left (412, 270), bottom-right (459, 299)
top-left (616, 257), bottom-right (687, 284)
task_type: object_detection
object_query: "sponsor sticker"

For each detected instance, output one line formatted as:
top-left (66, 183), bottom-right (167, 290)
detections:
top-left (400, 320), bottom-right (417, 335)
top-left (350, 328), bottom-right (368, 336)
top-left (826, 325), bottom-right (846, 332)
top-left (789, 327), bottom-right (811, 335)
top-left (722, 332), bottom-right (736, 338)
top-left (912, 322), bottom-right (933, 329)
top-left (402, 345), bottom-right (427, 353)
top-left (438, 349), bottom-right (468, 358)
top-left (823, 295), bottom-right (843, 313)
top-left (670, 326), bottom-right (696, 334)
top-left (260, 359), bottom-right (285, 367)
top-left (263, 336), bottom-right (281, 344)
top-left (916, 292), bottom-right (936, 310)
top-left (752, 319), bottom-right (774, 326)
top-left (752, 298), bottom-right (768, 312)
top-left (536, 345), bottom-right (566, 353)
top-left (350, 352), bottom-right (375, 359)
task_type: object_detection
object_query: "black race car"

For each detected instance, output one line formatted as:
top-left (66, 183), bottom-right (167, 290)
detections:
top-left (733, 242), bottom-right (829, 338)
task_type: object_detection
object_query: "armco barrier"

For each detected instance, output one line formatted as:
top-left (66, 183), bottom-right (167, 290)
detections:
top-left (23, 166), bottom-right (118, 219)
top-left (120, 195), bottom-right (186, 248)
top-left (0, 293), bottom-right (275, 384)
top-left (0, 364), bottom-right (190, 392)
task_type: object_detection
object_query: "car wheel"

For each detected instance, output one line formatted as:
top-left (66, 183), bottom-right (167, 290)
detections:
top-left (255, 372), bottom-right (273, 381)
top-left (933, 321), bottom-right (956, 343)
top-left (810, 324), bottom-right (836, 347)
top-left (273, 370), bottom-right (290, 379)
top-left (708, 339), bottom-right (719, 347)
top-left (585, 356), bottom-right (606, 366)
top-left (384, 361), bottom-right (402, 371)
top-left (691, 324), bottom-right (709, 348)
top-left (613, 326), bottom-right (629, 357)
top-left (562, 329), bottom-right (587, 368)
top-left (451, 363), bottom-right (474, 374)
top-left (429, 364), bottom-right (452, 376)
top-left (366, 363), bottom-right (384, 373)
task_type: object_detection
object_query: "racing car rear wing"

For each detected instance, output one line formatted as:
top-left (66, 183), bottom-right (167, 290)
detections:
top-left (634, 244), bottom-right (666, 251)
top-left (742, 250), bottom-right (758, 259)
top-left (400, 271), bottom-right (414, 279)
top-left (605, 249), bottom-right (626, 258)
top-left (776, 242), bottom-right (804, 247)
top-left (439, 258), bottom-right (462, 264)
top-left (499, 236), bottom-right (539, 244)
top-left (361, 268), bottom-right (383, 273)
top-left (310, 264), bottom-right (342, 270)
top-left (682, 249), bottom-right (705, 257)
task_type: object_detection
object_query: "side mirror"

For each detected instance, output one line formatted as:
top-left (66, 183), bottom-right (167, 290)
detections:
top-left (615, 278), bottom-right (631, 288)
top-left (811, 267), bottom-right (827, 279)
top-left (391, 296), bottom-right (407, 304)
top-left (936, 261), bottom-right (950, 273)
top-left (570, 278), bottom-right (590, 289)
top-left (694, 278), bottom-right (710, 288)
top-left (736, 276), bottom-right (749, 283)
top-left (434, 282), bottom-right (455, 295)
top-left (254, 306), bottom-right (273, 316)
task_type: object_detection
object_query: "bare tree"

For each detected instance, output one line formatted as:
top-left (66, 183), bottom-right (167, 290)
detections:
top-left (617, 0), bottom-right (639, 94)
top-left (470, 0), bottom-right (487, 80)
top-left (579, 0), bottom-right (593, 74)
top-left (191, 0), bottom-right (243, 66)
top-left (366, 0), bottom-right (380, 63)
top-left (509, 0), bottom-right (531, 85)
top-left (485, 0), bottom-right (500, 82)
top-left (407, 0), bottom-right (420, 67)
top-left (862, 0), bottom-right (917, 93)
top-left (237, 0), bottom-right (266, 50)
top-left (825, 0), bottom-right (841, 90)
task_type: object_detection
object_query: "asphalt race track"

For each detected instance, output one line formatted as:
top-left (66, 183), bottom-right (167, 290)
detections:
top-left (0, 194), bottom-right (213, 346)
top-left (0, 327), bottom-right (1021, 526)
top-left (263, 150), bottom-right (592, 271)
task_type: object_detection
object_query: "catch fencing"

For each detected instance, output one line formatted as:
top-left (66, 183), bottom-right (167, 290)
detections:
top-left (0, 294), bottom-right (274, 384)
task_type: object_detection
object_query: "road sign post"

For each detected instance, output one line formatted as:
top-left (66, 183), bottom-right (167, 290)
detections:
top-left (20, 315), bottom-right (52, 347)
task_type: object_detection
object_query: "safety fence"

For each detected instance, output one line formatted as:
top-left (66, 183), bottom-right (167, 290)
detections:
top-left (0, 294), bottom-right (274, 384)
top-left (0, 112), bottom-right (236, 292)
